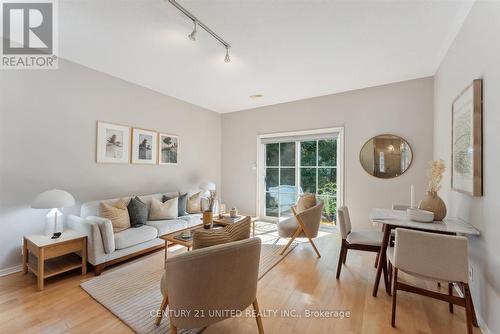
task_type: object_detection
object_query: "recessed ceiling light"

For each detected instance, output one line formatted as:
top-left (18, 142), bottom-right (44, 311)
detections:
top-left (250, 94), bottom-right (263, 99)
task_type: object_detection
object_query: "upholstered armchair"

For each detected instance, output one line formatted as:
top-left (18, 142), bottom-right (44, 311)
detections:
top-left (277, 200), bottom-right (323, 257)
top-left (155, 237), bottom-right (264, 334)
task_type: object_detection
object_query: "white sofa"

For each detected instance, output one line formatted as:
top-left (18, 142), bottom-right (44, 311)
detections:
top-left (68, 192), bottom-right (207, 275)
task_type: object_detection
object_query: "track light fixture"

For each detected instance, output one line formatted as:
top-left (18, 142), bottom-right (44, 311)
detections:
top-left (168, 0), bottom-right (232, 63)
top-left (188, 20), bottom-right (197, 41)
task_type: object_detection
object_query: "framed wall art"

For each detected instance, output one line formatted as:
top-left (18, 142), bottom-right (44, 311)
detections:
top-left (96, 121), bottom-right (130, 164)
top-left (158, 133), bottom-right (179, 165)
top-left (131, 128), bottom-right (158, 164)
top-left (451, 79), bottom-right (483, 196)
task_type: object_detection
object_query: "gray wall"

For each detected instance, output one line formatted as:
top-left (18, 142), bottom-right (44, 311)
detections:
top-left (434, 2), bottom-right (500, 332)
top-left (0, 60), bottom-right (221, 271)
top-left (221, 77), bottom-right (434, 229)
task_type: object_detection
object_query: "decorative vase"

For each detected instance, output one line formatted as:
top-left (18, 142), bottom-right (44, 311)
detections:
top-left (419, 191), bottom-right (447, 221)
top-left (230, 207), bottom-right (238, 218)
top-left (203, 210), bottom-right (213, 229)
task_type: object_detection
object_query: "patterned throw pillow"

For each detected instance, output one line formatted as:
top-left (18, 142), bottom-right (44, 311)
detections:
top-left (100, 199), bottom-right (131, 232)
top-left (149, 197), bottom-right (178, 220)
top-left (162, 193), bottom-right (188, 217)
top-left (192, 217), bottom-right (251, 250)
top-left (127, 196), bottom-right (148, 227)
top-left (186, 192), bottom-right (202, 214)
top-left (296, 194), bottom-right (316, 212)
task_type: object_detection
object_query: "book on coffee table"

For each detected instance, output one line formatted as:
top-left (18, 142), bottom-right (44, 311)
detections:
top-left (174, 234), bottom-right (193, 241)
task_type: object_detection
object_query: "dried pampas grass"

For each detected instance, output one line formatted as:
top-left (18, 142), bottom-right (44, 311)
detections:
top-left (427, 160), bottom-right (446, 193)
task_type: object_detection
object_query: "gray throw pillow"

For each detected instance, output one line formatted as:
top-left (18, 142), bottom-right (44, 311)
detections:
top-left (127, 196), bottom-right (148, 227)
top-left (163, 193), bottom-right (188, 216)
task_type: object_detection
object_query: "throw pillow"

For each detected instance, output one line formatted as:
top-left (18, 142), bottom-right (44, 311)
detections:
top-left (296, 193), bottom-right (316, 212)
top-left (149, 197), bottom-right (178, 220)
top-left (100, 199), bottom-right (130, 232)
top-left (162, 193), bottom-right (188, 217)
top-left (186, 192), bottom-right (202, 214)
top-left (127, 196), bottom-right (148, 227)
top-left (192, 217), bottom-right (251, 250)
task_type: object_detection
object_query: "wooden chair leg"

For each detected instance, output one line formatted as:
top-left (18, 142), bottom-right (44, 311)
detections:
top-left (307, 237), bottom-right (321, 258)
top-left (388, 262), bottom-right (393, 289)
top-left (280, 227), bottom-right (301, 255)
top-left (155, 294), bottom-right (169, 326)
top-left (448, 283), bottom-right (454, 314)
top-left (336, 242), bottom-right (346, 279)
top-left (374, 252), bottom-right (380, 268)
top-left (382, 257), bottom-right (390, 295)
top-left (342, 247), bottom-right (347, 264)
top-left (391, 268), bottom-right (398, 327)
top-left (463, 283), bottom-right (474, 334)
top-left (170, 323), bottom-right (177, 334)
top-left (253, 299), bottom-right (265, 334)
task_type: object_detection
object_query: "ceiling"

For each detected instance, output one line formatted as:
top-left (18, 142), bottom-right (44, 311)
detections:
top-left (59, 0), bottom-right (474, 113)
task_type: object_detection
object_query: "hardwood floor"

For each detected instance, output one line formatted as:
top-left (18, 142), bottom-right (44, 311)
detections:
top-left (0, 223), bottom-right (480, 334)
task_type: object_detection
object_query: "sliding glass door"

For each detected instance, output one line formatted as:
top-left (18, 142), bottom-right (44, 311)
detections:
top-left (263, 136), bottom-right (339, 225)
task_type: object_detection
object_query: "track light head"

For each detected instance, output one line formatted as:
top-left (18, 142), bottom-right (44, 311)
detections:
top-left (224, 47), bottom-right (231, 63)
top-left (188, 21), bottom-right (197, 41)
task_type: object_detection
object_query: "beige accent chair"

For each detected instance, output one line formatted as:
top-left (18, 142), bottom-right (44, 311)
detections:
top-left (155, 237), bottom-right (264, 334)
top-left (277, 200), bottom-right (323, 257)
top-left (388, 228), bottom-right (478, 333)
top-left (336, 206), bottom-right (384, 279)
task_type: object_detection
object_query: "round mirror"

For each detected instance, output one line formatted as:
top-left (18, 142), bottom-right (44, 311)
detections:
top-left (359, 134), bottom-right (413, 178)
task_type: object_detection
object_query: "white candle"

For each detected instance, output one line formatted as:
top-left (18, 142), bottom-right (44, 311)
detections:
top-left (410, 184), bottom-right (415, 208)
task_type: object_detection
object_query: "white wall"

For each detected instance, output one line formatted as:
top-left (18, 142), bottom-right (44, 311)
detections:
top-left (0, 59), bottom-right (221, 272)
top-left (221, 77), bottom-right (434, 229)
top-left (434, 1), bottom-right (500, 333)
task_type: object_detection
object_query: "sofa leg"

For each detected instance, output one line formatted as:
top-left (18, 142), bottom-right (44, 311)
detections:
top-left (95, 264), bottom-right (105, 276)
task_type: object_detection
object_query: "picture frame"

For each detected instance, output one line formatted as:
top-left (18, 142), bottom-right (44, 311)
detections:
top-left (158, 133), bottom-right (179, 165)
top-left (451, 79), bottom-right (483, 197)
top-left (96, 121), bottom-right (130, 164)
top-left (131, 128), bottom-right (158, 164)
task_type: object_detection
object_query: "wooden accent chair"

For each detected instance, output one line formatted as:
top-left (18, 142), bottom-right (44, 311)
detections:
top-left (336, 206), bottom-right (384, 279)
top-left (277, 200), bottom-right (323, 257)
top-left (155, 238), bottom-right (264, 334)
top-left (388, 228), bottom-right (478, 333)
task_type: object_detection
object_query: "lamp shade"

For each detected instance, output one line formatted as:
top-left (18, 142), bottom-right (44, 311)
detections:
top-left (31, 189), bottom-right (76, 209)
top-left (199, 181), bottom-right (216, 191)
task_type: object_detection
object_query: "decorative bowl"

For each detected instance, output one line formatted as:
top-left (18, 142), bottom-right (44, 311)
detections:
top-left (407, 208), bottom-right (434, 223)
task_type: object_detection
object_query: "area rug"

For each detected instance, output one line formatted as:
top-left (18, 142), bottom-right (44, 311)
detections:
top-left (81, 242), bottom-right (296, 334)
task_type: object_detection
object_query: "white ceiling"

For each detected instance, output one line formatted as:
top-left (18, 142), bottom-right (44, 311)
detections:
top-left (59, 0), bottom-right (474, 113)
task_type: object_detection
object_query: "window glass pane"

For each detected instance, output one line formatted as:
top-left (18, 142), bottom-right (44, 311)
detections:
top-left (280, 168), bottom-right (295, 189)
top-left (318, 195), bottom-right (336, 224)
top-left (318, 139), bottom-right (336, 166)
top-left (266, 192), bottom-right (278, 217)
top-left (279, 193), bottom-right (297, 219)
top-left (266, 143), bottom-right (279, 166)
top-left (265, 168), bottom-right (279, 191)
top-left (300, 141), bottom-right (317, 166)
top-left (280, 203), bottom-right (294, 218)
top-left (280, 142), bottom-right (295, 167)
top-left (300, 168), bottom-right (317, 193)
top-left (318, 168), bottom-right (336, 195)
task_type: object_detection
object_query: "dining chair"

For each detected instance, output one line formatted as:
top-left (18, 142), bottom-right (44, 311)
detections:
top-left (388, 228), bottom-right (477, 333)
top-left (155, 237), bottom-right (264, 333)
top-left (336, 206), bottom-right (384, 279)
top-left (278, 200), bottom-right (323, 257)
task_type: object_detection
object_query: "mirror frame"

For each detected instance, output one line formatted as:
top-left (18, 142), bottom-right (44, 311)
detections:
top-left (359, 134), bottom-right (413, 179)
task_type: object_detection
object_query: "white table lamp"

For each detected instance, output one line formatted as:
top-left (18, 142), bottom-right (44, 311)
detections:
top-left (31, 189), bottom-right (75, 236)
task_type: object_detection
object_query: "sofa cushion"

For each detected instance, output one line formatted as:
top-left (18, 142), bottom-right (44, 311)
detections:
top-left (187, 192), bottom-right (202, 214)
top-left (100, 199), bottom-right (130, 232)
top-left (149, 197), bottom-right (178, 220)
top-left (114, 225), bottom-right (158, 250)
top-left (163, 193), bottom-right (188, 217)
top-left (127, 196), bottom-right (148, 227)
top-left (146, 219), bottom-right (192, 236)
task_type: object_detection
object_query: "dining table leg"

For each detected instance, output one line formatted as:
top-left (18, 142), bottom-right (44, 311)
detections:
top-left (373, 224), bottom-right (392, 297)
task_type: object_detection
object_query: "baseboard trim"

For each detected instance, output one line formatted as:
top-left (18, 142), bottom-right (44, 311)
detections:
top-left (0, 265), bottom-right (22, 277)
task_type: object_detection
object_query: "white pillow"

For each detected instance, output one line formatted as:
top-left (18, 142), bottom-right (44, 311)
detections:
top-left (149, 197), bottom-right (178, 220)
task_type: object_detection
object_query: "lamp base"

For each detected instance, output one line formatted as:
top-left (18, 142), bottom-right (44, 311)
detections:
top-left (45, 209), bottom-right (63, 236)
